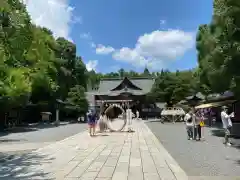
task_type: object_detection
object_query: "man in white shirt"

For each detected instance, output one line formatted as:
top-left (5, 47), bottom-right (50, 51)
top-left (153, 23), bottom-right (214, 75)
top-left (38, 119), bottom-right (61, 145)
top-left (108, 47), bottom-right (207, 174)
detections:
top-left (127, 108), bottom-right (133, 132)
top-left (136, 110), bottom-right (139, 120)
top-left (221, 106), bottom-right (234, 146)
top-left (184, 111), bottom-right (194, 140)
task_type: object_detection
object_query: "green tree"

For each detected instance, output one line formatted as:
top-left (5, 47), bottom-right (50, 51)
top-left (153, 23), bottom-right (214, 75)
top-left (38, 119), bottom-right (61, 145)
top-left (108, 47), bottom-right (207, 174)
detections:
top-left (66, 85), bottom-right (88, 114)
top-left (87, 70), bottom-right (101, 90)
top-left (143, 67), bottom-right (150, 76)
top-left (74, 56), bottom-right (88, 88)
top-left (118, 68), bottom-right (125, 78)
top-left (3, 68), bottom-right (31, 107)
top-left (0, 0), bottom-right (90, 120)
top-left (148, 70), bottom-right (197, 106)
top-left (0, 0), bottom-right (33, 107)
top-left (197, 0), bottom-right (240, 98)
top-left (0, 1), bottom-right (33, 67)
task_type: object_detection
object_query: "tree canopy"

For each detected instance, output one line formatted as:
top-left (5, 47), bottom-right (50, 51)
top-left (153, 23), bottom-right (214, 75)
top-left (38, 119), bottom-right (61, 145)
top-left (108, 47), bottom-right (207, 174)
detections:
top-left (196, 0), bottom-right (240, 98)
top-left (0, 0), bottom-right (88, 114)
top-left (148, 70), bottom-right (200, 106)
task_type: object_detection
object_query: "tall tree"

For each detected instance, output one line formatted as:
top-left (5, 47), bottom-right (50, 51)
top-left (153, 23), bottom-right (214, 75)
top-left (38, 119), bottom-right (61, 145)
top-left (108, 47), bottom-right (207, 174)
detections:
top-left (197, 0), bottom-right (240, 98)
top-left (0, 0), bottom-right (89, 116)
top-left (66, 85), bottom-right (88, 114)
top-left (143, 67), bottom-right (150, 76)
top-left (118, 68), bottom-right (125, 78)
top-left (148, 70), bottom-right (198, 105)
top-left (0, 0), bottom-right (34, 106)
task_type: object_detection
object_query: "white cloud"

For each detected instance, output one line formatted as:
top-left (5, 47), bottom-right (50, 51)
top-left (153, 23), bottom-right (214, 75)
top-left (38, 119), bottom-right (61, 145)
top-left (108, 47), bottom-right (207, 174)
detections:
top-left (23, 0), bottom-right (77, 41)
top-left (80, 33), bottom-right (91, 40)
top-left (112, 29), bottom-right (195, 70)
top-left (112, 47), bottom-right (148, 67)
top-left (160, 20), bottom-right (166, 25)
top-left (90, 42), bottom-right (96, 48)
top-left (72, 16), bottom-right (82, 24)
top-left (86, 60), bottom-right (98, 71)
top-left (96, 44), bottom-right (115, 54)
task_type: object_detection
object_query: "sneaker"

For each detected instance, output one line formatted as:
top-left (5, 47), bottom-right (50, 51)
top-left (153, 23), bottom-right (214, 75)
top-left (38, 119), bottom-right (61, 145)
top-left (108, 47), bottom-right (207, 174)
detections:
top-left (226, 142), bottom-right (232, 146)
top-left (190, 138), bottom-right (193, 140)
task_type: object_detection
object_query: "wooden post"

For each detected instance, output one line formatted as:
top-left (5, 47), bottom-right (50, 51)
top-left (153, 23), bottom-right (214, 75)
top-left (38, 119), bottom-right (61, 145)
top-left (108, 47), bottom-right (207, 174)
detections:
top-left (55, 109), bottom-right (59, 126)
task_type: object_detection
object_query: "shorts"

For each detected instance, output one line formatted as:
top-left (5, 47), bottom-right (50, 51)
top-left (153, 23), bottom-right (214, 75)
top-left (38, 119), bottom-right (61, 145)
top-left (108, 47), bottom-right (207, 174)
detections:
top-left (88, 122), bottom-right (96, 128)
top-left (224, 127), bottom-right (231, 136)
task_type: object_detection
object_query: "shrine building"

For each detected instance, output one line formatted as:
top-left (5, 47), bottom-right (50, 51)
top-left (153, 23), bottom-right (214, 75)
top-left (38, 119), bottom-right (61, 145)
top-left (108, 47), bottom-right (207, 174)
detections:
top-left (86, 77), bottom-right (161, 118)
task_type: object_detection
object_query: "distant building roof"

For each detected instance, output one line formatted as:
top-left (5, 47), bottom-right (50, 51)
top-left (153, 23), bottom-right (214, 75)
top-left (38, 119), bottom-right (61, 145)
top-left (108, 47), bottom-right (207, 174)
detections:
top-left (156, 102), bottom-right (166, 109)
top-left (205, 91), bottom-right (234, 102)
top-left (186, 92), bottom-right (205, 100)
top-left (85, 77), bottom-right (155, 105)
top-left (97, 77), bottom-right (155, 94)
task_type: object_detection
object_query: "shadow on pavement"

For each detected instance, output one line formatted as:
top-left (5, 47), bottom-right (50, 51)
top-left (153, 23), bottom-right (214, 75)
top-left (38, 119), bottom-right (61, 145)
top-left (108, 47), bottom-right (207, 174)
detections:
top-left (93, 134), bottom-right (109, 137)
top-left (0, 139), bottom-right (22, 143)
top-left (146, 119), bottom-right (163, 123)
top-left (211, 129), bottom-right (240, 138)
top-left (0, 152), bottom-right (54, 180)
top-left (0, 122), bottom-right (72, 137)
top-left (210, 128), bottom-right (240, 150)
top-left (19, 122), bottom-right (69, 130)
top-left (111, 130), bottom-right (135, 133)
top-left (211, 129), bottom-right (225, 138)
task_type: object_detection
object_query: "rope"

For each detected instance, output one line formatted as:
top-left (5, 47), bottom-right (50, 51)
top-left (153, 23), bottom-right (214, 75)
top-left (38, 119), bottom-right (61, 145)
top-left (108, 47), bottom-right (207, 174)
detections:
top-left (104, 104), bottom-right (127, 132)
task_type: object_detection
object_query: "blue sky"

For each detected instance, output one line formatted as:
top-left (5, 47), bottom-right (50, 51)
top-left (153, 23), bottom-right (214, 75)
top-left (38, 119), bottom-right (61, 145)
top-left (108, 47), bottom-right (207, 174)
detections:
top-left (25, 0), bottom-right (213, 73)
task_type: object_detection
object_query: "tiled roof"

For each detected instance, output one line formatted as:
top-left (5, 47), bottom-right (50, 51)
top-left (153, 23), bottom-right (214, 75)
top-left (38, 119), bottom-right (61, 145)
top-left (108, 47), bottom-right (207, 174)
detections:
top-left (86, 77), bottom-right (155, 105)
top-left (97, 77), bottom-right (155, 94)
top-left (186, 92), bottom-right (205, 100)
top-left (95, 89), bottom-right (146, 96)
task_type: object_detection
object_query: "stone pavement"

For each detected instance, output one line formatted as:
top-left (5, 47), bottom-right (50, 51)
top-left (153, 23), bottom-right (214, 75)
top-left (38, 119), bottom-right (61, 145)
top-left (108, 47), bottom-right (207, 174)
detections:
top-left (0, 142), bottom-right (52, 152)
top-left (1, 120), bottom-right (188, 180)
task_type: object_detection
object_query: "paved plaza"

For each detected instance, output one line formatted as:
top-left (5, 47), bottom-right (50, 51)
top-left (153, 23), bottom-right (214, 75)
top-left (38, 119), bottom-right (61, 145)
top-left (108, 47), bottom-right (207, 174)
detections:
top-left (0, 123), bottom-right (87, 152)
top-left (0, 120), bottom-right (187, 180)
top-left (146, 120), bottom-right (240, 180)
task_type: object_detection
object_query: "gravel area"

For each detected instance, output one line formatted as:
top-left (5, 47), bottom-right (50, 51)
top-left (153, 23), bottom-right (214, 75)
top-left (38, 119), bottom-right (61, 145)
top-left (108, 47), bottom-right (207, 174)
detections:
top-left (146, 120), bottom-right (240, 177)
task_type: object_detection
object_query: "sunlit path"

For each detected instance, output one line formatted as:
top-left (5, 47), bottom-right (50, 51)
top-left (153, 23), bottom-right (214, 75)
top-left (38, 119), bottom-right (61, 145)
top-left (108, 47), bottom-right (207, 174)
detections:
top-left (0, 120), bottom-right (187, 180)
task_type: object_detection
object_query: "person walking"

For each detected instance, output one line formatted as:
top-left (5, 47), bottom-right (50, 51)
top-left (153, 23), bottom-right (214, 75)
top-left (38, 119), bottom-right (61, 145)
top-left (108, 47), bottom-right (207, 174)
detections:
top-left (136, 110), bottom-right (140, 120)
top-left (221, 106), bottom-right (234, 146)
top-left (184, 110), bottom-right (194, 140)
top-left (87, 110), bottom-right (97, 136)
top-left (194, 109), bottom-right (202, 141)
top-left (127, 107), bottom-right (133, 132)
top-left (98, 112), bottom-right (104, 133)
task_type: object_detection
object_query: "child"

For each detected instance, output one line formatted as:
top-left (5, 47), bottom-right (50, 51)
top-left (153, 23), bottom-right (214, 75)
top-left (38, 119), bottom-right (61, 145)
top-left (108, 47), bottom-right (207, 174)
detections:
top-left (184, 111), bottom-right (194, 140)
top-left (87, 110), bottom-right (97, 136)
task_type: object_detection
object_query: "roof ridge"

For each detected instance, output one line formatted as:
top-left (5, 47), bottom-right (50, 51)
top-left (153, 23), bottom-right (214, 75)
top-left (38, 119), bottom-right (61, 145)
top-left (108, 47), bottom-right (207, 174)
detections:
top-left (100, 76), bottom-right (155, 81)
